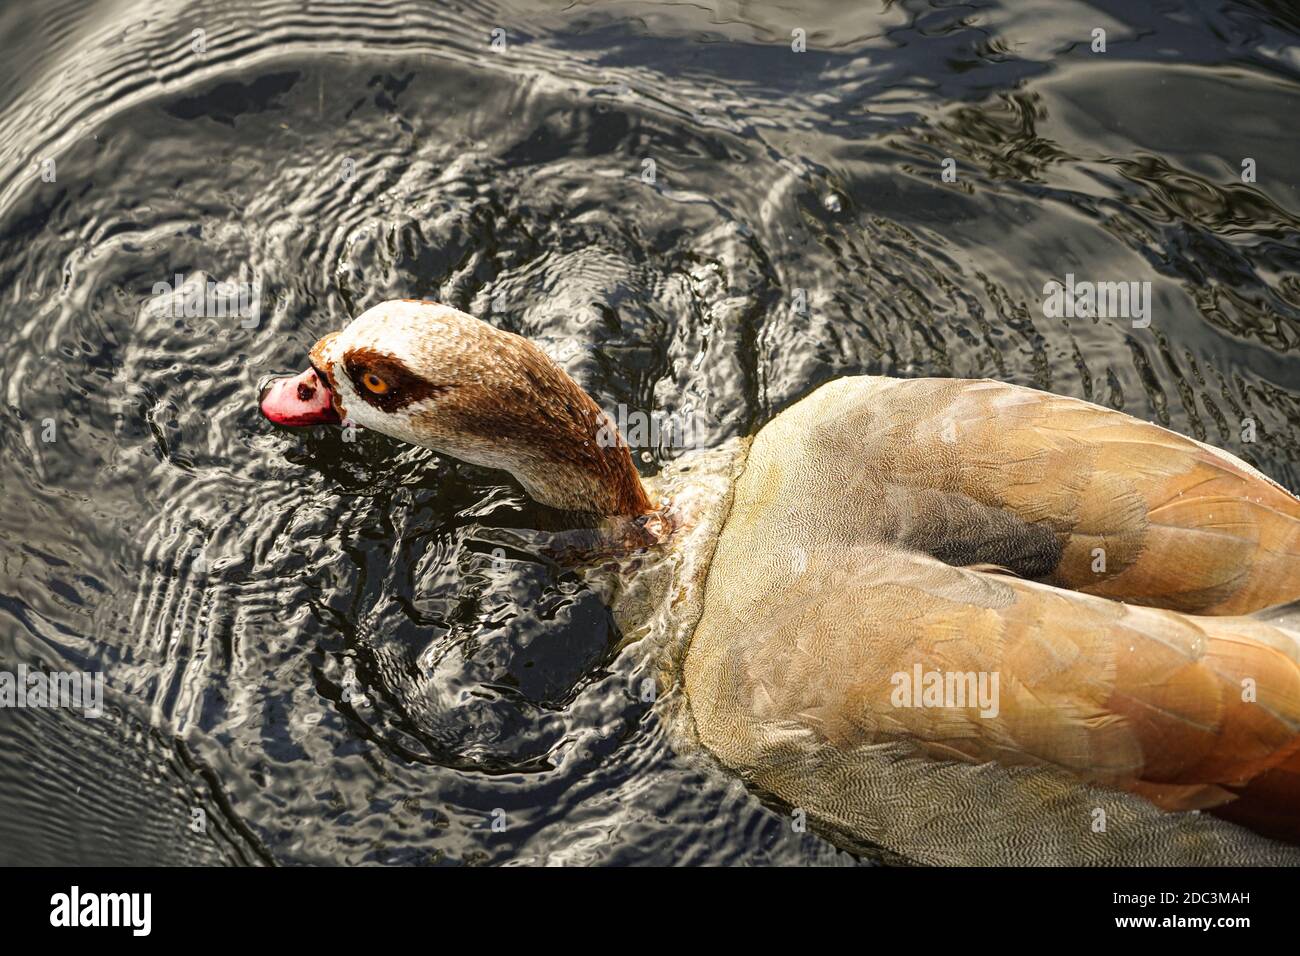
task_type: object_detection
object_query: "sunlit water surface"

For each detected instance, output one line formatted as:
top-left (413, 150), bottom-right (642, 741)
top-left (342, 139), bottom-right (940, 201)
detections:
top-left (1, 0), bottom-right (1299, 865)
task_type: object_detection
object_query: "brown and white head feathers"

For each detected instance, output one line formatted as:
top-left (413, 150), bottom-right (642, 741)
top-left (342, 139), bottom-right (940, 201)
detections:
top-left (309, 300), bottom-right (652, 516)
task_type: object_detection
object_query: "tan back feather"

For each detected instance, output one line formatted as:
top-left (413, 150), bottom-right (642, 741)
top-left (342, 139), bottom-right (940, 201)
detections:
top-left (683, 376), bottom-right (1300, 862)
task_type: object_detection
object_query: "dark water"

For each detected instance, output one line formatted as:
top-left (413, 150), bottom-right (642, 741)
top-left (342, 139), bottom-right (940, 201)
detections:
top-left (1, 0), bottom-right (1298, 866)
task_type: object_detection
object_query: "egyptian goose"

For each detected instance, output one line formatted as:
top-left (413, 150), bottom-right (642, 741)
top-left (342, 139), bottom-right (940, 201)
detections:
top-left (260, 299), bottom-right (1300, 864)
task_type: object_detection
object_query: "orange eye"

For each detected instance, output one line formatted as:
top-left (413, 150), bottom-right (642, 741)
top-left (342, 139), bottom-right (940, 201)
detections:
top-left (362, 372), bottom-right (390, 395)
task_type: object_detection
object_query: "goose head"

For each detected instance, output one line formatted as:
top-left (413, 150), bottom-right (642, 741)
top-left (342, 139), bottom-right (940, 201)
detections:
top-left (260, 300), bottom-right (654, 517)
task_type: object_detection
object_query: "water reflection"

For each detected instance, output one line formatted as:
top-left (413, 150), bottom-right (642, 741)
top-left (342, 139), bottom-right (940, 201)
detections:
top-left (1, 0), bottom-right (1298, 865)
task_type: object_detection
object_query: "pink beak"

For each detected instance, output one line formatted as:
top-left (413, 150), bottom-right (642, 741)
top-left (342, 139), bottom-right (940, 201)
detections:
top-left (259, 367), bottom-right (342, 427)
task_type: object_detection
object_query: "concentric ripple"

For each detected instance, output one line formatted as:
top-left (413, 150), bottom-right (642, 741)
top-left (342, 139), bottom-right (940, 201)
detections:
top-left (2, 0), bottom-right (1299, 865)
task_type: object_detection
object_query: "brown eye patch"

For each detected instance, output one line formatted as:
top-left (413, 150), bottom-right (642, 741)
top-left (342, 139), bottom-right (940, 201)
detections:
top-left (343, 347), bottom-right (448, 412)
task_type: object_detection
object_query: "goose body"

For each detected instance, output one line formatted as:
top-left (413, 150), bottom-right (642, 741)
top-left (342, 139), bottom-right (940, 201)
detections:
top-left (261, 300), bottom-right (1300, 864)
